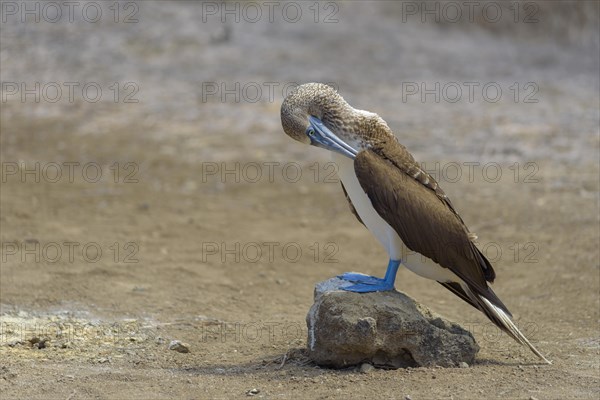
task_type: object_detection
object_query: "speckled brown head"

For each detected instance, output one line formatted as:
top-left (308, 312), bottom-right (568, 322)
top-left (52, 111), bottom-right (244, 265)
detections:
top-left (280, 83), bottom-right (396, 158)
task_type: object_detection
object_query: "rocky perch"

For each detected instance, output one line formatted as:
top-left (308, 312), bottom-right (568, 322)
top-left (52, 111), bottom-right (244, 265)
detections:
top-left (306, 277), bottom-right (479, 368)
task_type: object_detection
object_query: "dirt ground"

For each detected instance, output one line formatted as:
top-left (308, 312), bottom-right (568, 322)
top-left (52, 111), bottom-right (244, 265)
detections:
top-left (1, 1), bottom-right (599, 399)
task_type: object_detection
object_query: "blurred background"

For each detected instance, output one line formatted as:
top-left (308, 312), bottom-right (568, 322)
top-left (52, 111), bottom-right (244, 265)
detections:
top-left (2, 1), bottom-right (599, 164)
top-left (1, 1), bottom-right (599, 398)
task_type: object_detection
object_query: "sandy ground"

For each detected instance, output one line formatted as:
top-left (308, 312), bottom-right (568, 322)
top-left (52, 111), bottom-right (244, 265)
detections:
top-left (1, 1), bottom-right (599, 399)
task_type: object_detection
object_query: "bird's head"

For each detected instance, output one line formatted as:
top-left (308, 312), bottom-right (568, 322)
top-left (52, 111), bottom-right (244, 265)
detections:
top-left (281, 83), bottom-right (395, 159)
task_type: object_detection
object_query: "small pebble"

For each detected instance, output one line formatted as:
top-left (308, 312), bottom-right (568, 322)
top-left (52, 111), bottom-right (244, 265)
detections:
top-left (29, 338), bottom-right (47, 349)
top-left (405, 396), bottom-right (412, 400)
top-left (246, 388), bottom-right (260, 396)
top-left (458, 362), bottom-right (469, 368)
top-left (529, 397), bottom-right (539, 400)
top-left (168, 340), bottom-right (190, 353)
top-left (359, 363), bottom-right (375, 374)
top-left (29, 337), bottom-right (41, 345)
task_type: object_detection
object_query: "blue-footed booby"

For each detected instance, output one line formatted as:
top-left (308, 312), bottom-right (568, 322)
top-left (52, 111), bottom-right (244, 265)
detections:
top-left (280, 83), bottom-right (550, 364)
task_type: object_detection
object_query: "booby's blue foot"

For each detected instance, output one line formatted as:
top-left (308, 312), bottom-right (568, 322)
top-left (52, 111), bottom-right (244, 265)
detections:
top-left (338, 259), bottom-right (401, 293)
top-left (343, 280), bottom-right (394, 292)
top-left (338, 272), bottom-right (385, 285)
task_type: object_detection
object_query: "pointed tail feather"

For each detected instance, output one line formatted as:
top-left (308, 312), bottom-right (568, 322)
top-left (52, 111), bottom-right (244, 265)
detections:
top-left (440, 281), bottom-right (551, 364)
top-left (464, 285), bottom-right (552, 364)
top-left (477, 296), bottom-right (551, 364)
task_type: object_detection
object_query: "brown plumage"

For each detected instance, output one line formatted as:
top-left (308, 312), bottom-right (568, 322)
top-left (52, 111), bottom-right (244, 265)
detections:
top-left (281, 83), bottom-right (551, 364)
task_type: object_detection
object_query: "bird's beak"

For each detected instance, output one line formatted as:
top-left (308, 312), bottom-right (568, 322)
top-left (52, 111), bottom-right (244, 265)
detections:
top-left (307, 116), bottom-right (358, 159)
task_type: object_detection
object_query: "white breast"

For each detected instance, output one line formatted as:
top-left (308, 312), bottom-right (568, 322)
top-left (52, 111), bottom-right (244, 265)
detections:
top-left (333, 152), bottom-right (459, 283)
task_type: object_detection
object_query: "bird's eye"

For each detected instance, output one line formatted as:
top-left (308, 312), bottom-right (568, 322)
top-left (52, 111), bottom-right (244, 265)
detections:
top-left (306, 127), bottom-right (315, 136)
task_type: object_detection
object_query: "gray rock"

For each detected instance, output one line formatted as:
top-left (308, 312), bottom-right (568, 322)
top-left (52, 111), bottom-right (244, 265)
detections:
top-left (306, 277), bottom-right (479, 368)
top-left (359, 363), bottom-right (375, 374)
top-left (168, 340), bottom-right (190, 353)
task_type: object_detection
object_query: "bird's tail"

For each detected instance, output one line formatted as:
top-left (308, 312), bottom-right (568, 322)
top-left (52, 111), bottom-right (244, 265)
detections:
top-left (463, 284), bottom-right (552, 364)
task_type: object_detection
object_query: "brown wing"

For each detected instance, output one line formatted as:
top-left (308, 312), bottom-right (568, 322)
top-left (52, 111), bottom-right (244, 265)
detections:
top-left (369, 139), bottom-right (465, 225)
top-left (354, 147), bottom-right (509, 313)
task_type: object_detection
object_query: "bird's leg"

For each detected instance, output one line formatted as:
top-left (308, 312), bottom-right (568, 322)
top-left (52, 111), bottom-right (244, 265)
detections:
top-left (338, 259), bottom-right (401, 292)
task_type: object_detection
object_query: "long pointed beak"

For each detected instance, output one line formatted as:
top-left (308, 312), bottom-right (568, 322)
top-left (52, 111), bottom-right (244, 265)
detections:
top-left (307, 116), bottom-right (358, 159)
